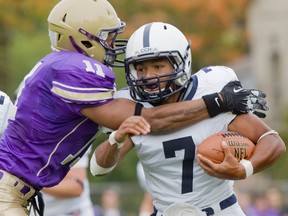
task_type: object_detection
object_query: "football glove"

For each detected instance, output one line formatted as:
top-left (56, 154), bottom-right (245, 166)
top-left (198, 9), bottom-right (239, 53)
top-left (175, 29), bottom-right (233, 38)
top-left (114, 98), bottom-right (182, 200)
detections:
top-left (220, 81), bottom-right (269, 118)
top-left (202, 81), bottom-right (268, 118)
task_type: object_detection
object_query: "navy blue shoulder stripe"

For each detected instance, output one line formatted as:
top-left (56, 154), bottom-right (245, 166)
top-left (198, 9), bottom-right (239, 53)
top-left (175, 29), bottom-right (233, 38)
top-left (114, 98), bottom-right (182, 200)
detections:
top-left (184, 76), bottom-right (198, 101)
top-left (0, 95), bottom-right (4, 105)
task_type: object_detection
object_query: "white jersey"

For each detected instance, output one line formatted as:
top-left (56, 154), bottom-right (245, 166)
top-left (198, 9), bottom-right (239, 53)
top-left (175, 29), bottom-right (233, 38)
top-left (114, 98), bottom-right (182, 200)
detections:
top-left (43, 149), bottom-right (95, 216)
top-left (115, 66), bottom-right (238, 215)
top-left (0, 91), bottom-right (13, 138)
top-left (137, 161), bottom-right (148, 191)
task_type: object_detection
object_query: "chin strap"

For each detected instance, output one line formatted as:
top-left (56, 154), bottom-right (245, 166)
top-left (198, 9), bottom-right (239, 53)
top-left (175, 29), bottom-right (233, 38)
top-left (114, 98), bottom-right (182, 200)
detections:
top-left (28, 190), bottom-right (45, 216)
top-left (69, 36), bottom-right (85, 54)
top-left (146, 85), bottom-right (174, 106)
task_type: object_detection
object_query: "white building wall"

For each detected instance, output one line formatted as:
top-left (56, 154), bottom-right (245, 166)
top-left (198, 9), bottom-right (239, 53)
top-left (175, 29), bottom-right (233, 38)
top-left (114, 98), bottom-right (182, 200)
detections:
top-left (247, 0), bottom-right (288, 128)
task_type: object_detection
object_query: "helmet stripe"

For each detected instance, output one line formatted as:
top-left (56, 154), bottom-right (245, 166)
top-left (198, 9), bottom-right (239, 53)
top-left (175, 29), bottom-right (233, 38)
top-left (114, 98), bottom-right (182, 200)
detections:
top-left (143, 23), bottom-right (153, 48)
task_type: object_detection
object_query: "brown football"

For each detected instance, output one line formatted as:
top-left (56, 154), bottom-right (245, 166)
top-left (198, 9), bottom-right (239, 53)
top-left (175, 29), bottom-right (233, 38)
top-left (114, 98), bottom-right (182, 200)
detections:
top-left (197, 131), bottom-right (255, 164)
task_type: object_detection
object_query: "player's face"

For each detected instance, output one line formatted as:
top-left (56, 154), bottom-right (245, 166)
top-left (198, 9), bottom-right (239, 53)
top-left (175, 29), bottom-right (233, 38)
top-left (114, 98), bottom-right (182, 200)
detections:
top-left (135, 57), bottom-right (174, 92)
top-left (102, 32), bottom-right (117, 48)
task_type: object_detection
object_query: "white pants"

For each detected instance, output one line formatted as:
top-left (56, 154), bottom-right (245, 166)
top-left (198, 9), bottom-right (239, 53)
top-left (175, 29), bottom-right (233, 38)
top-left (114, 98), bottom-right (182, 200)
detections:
top-left (213, 202), bottom-right (245, 216)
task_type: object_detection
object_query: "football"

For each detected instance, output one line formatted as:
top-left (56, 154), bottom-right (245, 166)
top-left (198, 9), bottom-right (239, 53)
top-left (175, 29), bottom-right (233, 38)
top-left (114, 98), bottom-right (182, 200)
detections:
top-left (197, 131), bottom-right (255, 164)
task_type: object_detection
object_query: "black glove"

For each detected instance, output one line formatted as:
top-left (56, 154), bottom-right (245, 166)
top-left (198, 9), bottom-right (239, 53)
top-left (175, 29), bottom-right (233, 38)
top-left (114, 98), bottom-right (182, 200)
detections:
top-left (221, 81), bottom-right (268, 117)
top-left (202, 81), bottom-right (269, 118)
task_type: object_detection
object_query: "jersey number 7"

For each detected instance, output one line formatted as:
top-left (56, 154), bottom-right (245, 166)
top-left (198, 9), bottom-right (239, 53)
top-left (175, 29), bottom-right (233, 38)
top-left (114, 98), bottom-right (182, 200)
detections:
top-left (163, 136), bottom-right (195, 194)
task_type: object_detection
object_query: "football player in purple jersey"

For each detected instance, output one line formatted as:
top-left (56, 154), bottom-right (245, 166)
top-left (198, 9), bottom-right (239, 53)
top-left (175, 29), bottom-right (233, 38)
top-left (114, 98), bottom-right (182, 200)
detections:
top-left (0, 0), bottom-right (268, 215)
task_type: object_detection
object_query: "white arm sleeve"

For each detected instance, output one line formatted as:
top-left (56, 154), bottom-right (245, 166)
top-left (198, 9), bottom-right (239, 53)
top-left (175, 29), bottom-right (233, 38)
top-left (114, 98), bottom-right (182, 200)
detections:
top-left (90, 152), bottom-right (116, 176)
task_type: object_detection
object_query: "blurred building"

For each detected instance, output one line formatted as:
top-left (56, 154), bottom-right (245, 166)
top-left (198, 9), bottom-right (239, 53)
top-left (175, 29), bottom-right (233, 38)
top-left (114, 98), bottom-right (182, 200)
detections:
top-left (229, 0), bottom-right (288, 129)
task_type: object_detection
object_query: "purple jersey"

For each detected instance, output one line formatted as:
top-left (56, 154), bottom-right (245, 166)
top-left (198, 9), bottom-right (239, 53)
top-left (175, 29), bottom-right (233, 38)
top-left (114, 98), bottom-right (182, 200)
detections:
top-left (0, 51), bottom-right (115, 189)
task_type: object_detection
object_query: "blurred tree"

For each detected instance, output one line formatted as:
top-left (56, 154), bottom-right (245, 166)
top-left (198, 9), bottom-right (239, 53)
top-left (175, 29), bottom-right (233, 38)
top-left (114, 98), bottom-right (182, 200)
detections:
top-left (111, 0), bottom-right (249, 70)
top-left (3, 0), bottom-right (250, 91)
top-left (0, 0), bottom-right (57, 93)
top-left (265, 112), bottom-right (288, 179)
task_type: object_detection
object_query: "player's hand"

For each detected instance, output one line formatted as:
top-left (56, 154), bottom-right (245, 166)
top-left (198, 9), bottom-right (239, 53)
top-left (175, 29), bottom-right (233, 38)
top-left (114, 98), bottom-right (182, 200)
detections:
top-left (114, 116), bottom-right (150, 144)
top-left (246, 90), bottom-right (268, 118)
top-left (220, 81), bottom-right (269, 118)
top-left (197, 142), bottom-right (246, 180)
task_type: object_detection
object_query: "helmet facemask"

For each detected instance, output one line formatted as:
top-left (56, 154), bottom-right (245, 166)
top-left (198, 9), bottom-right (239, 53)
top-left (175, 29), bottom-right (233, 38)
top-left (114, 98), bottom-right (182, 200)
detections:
top-left (75, 22), bottom-right (127, 67)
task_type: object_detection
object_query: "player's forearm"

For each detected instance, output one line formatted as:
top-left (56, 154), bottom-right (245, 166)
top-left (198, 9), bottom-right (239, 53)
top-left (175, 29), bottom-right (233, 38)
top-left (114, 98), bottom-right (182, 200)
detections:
top-left (91, 98), bottom-right (209, 133)
top-left (139, 192), bottom-right (154, 215)
top-left (249, 134), bottom-right (286, 175)
top-left (42, 178), bottom-right (84, 198)
top-left (228, 114), bottom-right (286, 178)
top-left (90, 140), bottom-right (120, 176)
top-left (95, 140), bottom-right (119, 168)
top-left (92, 134), bottom-right (135, 175)
top-left (142, 99), bottom-right (209, 133)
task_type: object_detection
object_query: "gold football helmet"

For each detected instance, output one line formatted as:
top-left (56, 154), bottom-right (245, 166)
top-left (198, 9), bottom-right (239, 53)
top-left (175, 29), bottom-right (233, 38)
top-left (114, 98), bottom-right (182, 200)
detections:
top-left (48, 0), bottom-right (127, 67)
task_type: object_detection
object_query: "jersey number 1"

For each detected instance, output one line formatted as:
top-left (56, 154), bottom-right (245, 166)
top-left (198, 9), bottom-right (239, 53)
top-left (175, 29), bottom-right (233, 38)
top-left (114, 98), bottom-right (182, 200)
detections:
top-left (82, 60), bottom-right (105, 78)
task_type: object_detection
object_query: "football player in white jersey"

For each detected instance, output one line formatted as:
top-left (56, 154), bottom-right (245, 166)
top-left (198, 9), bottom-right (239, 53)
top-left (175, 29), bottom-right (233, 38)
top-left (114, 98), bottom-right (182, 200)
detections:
top-left (0, 0), bottom-right (270, 214)
top-left (91, 22), bottom-right (286, 216)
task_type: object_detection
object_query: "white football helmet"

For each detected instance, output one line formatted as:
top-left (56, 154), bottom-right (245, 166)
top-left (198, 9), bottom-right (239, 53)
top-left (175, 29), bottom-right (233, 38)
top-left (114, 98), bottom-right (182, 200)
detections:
top-left (48, 0), bottom-right (127, 67)
top-left (125, 22), bottom-right (192, 104)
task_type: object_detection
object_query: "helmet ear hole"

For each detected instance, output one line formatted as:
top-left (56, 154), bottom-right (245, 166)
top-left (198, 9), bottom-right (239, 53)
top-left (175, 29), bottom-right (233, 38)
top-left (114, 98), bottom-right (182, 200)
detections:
top-left (81, 41), bottom-right (93, 49)
top-left (57, 34), bottom-right (62, 42)
top-left (62, 13), bottom-right (67, 22)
